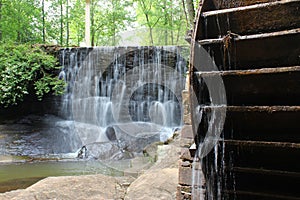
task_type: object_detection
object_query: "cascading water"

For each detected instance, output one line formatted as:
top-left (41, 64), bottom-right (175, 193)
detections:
top-left (190, 42), bottom-right (227, 199)
top-left (0, 46), bottom-right (187, 193)
top-left (58, 46), bottom-right (187, 159)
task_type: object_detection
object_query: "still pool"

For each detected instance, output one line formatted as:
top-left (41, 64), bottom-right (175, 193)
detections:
top-left (0, 158), bottom-right (131, 193)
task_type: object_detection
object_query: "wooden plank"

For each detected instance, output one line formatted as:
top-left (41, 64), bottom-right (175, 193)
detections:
top-left (197, 29), bottom-right (300, 70)
top-left (201, 141), bottom-right (300, 199)
top-left (225, 190), bottom-right (300, 200)
top-left (225, 105), bottom-right (300, 112)
top-left (224, 106), bottom-right (300, 142)
top-left (201, 0), bottom-right (300, 38)
top-left (230, 170), bottom-right (300, 197)
top-left (224, 139), bottom-right (300, 148)
top-left (203, 140), bottom-right (300, 172)
top-left (222, 130), bottom-right (300, 143)
top-left (195, 67), bottom-right (300, 106)
top-left (195, 66), bottom-right (300, 76)
top-left (194, 106), bottom-right (300, 142)
top-left (211, 0), bottom-right (281, 10)
top-left (193, 0), bottom-right (285, 40)
top-left (198, 28), bottom-right (300, 45)
top-left (202, 0), bottom-right (298, 17)
top-left (233, 167), bottom-right (300, 177)
top-left (200, 105), bottom-right (300, 112)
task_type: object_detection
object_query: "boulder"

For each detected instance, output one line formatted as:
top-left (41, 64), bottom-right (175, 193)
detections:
top-left (0, 174), bottom-right (135, 200)
top-left (124, 168), bottom-right (178, 200)
top-left (124, 133), bottom-right (181, 200)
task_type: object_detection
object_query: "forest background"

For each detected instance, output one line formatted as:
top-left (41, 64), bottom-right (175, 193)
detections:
top-left (0, 0), bottom-right (198, 46)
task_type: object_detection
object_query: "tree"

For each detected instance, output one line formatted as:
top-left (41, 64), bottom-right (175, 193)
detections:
top-left (136, 0), bottom-right (161, 45)
top-left (0, 44), bottom-right (65, 107)
top-left (42, 0), bottom-right (46, 43)
top-left (89, 0), bottom-right (133, 46)
top-left (66, 0), bottom-right (70, 46)
top-left (69, 0), bottom-right (85, 46)
top-left (60, 0), bottom-right (64, 45)
top-left (85, 0), bottom-right (91, 46)
top-left (0, 0), bottom-right (42, 43)
top-left (135, 0), bottom-right (187, 45)
top-left (0, 0), bottom-right (192, 46)
top-left (182, 0), bottom-right (198, 29)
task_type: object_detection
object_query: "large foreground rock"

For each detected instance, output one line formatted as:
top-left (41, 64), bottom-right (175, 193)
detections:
top-left (125, 168), bottom-right (178, 200)
top-left (0, 174), bottom-right (134, 200)
top-left (124, 133), bottom-right (181, 200)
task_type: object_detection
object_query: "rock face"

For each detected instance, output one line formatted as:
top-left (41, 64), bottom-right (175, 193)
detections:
top-left (124, 168), bottom-right (178, 200)
top-left (0, 174), bottom-right (135, 200)
top-left (124, 133), bottom-right (181, 200)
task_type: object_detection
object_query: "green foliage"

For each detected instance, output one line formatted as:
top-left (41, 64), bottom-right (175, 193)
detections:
top-left (134, 0), bottom-right (188, 45)
top-left (0, 0), bottom-right (43, 43)
top-left (0, 44), bottom-right (65, 107)
top-left (69, 0), bottom-right (85, 46)
top-left (0, 0), bottom-right (194, 46)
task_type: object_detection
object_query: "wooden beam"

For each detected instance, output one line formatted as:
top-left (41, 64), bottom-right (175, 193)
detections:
top-left (224, 139), bottom-right (300, 148)
top-left (196, 28), bottom-right (300, 70)
top-left (201, 0), bottom-right (300, 38)
top-left (198, 28), bottom-right (300, 45)
top-left (193, 106), bottom-right (300, 142)
top-left (218, 140), bottom-right (300, 171)
top-left (202, 0), bottom-right (298, 17)
top-left (195, 66), bottom-right (300, 76)
top-left (196, 66), bottom-right (300, 106)
top-left (225, 190), bottom-right (300, 200)
top-left (211, 0), bottom-right (280, 10)
top-left (233, 167), bottom-right (300, 177)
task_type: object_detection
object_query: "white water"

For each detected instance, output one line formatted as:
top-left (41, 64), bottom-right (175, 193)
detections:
top-left (190, 38), bottom-right (228, 199)
top-left (58, 46), bottom-right (187, 158)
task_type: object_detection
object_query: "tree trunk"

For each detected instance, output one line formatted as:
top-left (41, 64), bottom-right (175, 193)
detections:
top-left (176, 14), bottom-right (183, 44)
top-left (170, 0), bottom-right (174, 45)
top-left (60, 0), bottom-right (63, 45)
top-left (139, 0), bottom-right (154, 45)
top-left (181, 0), bottom-right (189, 28)
top-left (66, 0), bottom-right (69, 47)
top-left (42, 0), bottom-right (45, 43)
top-left (164, 0), bottom-right (168, 45)
top-left (186, 0), bottom-right (195, 28)
top-left (145, 14), bottom-right (154, 45)
top-left (112, 0), bottom-right (116, 46)
top-left (149, 27), bottom-right (154, 45)
top-left (85, 0), bottom-right (91, 46)
top-left (91, 1), bottom-right (94, 46)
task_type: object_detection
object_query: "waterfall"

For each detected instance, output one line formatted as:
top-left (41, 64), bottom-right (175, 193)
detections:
top-left (58, 46), bottom-right (187, 157)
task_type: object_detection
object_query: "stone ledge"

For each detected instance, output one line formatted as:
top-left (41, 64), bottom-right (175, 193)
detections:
top-left (180, 148), bottom-right (194, 161)
top-left (178, 166), bottom-right (193, 186)
top-left (181, 125), bottom-right (193, 139)
top-left (180, 138), bottom-right (193, 148)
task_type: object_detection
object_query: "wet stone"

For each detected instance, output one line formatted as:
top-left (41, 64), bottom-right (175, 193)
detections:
top-left (181, 161), bottom-right (191, 167)
top-left (181, 125), bottom-right (193, 139)
top-left (180, 138), bottom-right (193, 148)
top-left (180, 148), bottom-right (194, 161)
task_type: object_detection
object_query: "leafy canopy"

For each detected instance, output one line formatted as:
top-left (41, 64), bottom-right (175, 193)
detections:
top-left (0, 0), bottom-right (191, 46)
top-left (0, 44), bottom-right (65, 107)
